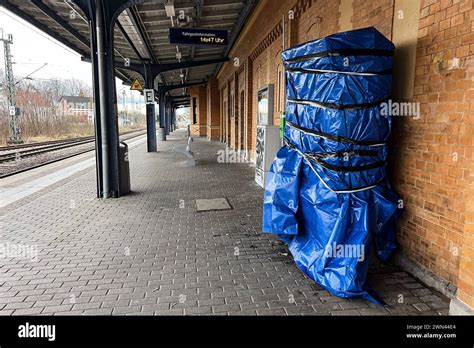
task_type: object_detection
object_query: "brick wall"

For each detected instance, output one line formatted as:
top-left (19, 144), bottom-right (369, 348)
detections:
top-left (190, 86), bottom-right (207, 137)
top-left (351, 0), bottom-right (395, 38)
top-left (206, 77), bottom-right (220, 141)
top-left (296, 0), bottom-right (341, 41)
top-left (219, 0), bottom-right (296, 159)
top-left (216, 0), bottom-right (474, 309)
top-left (390, 0), bottom-right (474, 308)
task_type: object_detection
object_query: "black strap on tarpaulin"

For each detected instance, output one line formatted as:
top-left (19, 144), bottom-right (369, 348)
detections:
top-left (285, 120), bottom-right (386, 146)
top-left (284, 141), bottom-right (387, 193)
top-left (283, 48), bottom-right (394, 64)
top-left (308, 155), bottom-right (387, 173)
top-left (286, 67), bottom-right (393, 76)
top-left (284, 142), bottom-right (386, 173)
top-left (286, 97), bottom-right (390, 111)
top-left (308, 150), bottom-right (380, 159)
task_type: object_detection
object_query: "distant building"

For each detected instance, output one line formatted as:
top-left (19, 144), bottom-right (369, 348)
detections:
top-left (0, 94), bottom-right (7, 109)
top-left (57, 96), bottom-right (94, 124)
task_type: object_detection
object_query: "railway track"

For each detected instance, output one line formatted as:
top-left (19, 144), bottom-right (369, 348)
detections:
top-left (0, 134), bottom-right (96, 152)
top-left (0, 138), bottom-right (95, 163)
top-left (0, 129), bottom-right (146, 178)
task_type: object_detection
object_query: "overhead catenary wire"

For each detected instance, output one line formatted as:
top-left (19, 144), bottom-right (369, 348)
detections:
top-left (0, 8), bottom-right (81, 57)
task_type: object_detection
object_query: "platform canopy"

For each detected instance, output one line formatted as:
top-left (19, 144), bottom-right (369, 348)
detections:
top-left (1, 0), bottom-right (255, 98)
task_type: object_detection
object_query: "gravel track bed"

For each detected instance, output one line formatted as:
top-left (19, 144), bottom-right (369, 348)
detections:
top-left (0, 131), bottom-right (146, 177)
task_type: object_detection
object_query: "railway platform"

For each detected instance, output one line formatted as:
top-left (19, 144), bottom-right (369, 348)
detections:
top-left (0, 129), bottom-right (450, 316)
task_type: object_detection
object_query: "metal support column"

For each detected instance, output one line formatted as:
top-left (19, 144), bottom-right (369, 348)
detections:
top-left (171, 106), bottom-right (175, 132)
top-left (158, 90), bottom-right (166, 141)
top-left (87, 7), bottom-right (103, 198)
top-left (173, 106), bottom-right (176, 132)
top-left (71, 0), bottom-right (140, 198)
top-left (165, 95), bottom-right (170, 136)
top-left (144, 63), bottom-right (157, 152)
top-left (96, 0), bottom-right (120, 198)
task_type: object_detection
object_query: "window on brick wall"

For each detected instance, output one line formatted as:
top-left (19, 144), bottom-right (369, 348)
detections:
top-left (277, 64), bottom-right (285, 114)
top-left (192, 97), bottom-right (197, 124)
top-left (230, 93), bottom-right (235, 118)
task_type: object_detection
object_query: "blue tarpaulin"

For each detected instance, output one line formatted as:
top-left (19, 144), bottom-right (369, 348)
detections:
top-left (262, 27), bottom-right (402, 304)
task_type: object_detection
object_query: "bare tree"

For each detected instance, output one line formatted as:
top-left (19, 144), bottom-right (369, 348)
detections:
top-left (60, 78), bottom-right (92, 98)
top-left (0, 77), bottom-right (95, 143)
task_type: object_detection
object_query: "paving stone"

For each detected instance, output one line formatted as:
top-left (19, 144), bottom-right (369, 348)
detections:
top-left (197, 298), bottom-right (225, 307)
top-left (154, 308), bottom-right (184, 315)
top-left (339, 301), bottom-right (369, 310)
top-left (112, 306), bottom-right (142, 315)
top-left (5, 301), bottom-right (34, 310)
top-left (413, 303), bottom-right (431, 312)
top-left (0, 130), bottom-right (450, 316)
top-left (33, 299), bottom-right (63, 307)
top-left (212, 304), bottom-right (241, 313)
top-left (330, 309), bottom-right (362, 316)
top-left (142, 303), bottom-right (170, 312)
top-left (426, 301), bottom-right (449, 310)
top-left (72, 302), bottom-right (101, 311)
top-left (358, 307), bottom-right (390, 315)
top-left (83, 308), bottom-right (113, 315)
top-left (231, 309), bottom-right (257, 316)
top-left (100, 300), bottom-right (131, 309)
top-left (0, 296), bottom-right (27, 305)
top-left (54, 310), bottom-right (85, 316)
top-left (41, 305), bottom-right (73, 314)
top-left (240, 302), bottom-right (269, 311)
top-left (283, 305), bottom-right (317, 315)
top-left (267, 300), bottom-right (295, 309)
top-left (130, 298), bottom-right (158, 306)
top-left (185, 306), bottom-right (213, 315)
top-left (12, 307), bottom-right (44, 315)
top-left (256, 308), bottom-right (287, 315)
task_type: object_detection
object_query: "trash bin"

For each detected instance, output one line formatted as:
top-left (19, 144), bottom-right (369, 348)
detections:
top-left (119, 141), bottom-right (131, 196)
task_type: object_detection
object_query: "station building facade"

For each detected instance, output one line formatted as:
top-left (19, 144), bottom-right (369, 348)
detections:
top-left (189, 0), bottom-right (474, 313)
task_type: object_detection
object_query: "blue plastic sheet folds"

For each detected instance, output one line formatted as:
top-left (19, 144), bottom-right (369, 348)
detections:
top-left (262, 27), bottom-right (401, 304)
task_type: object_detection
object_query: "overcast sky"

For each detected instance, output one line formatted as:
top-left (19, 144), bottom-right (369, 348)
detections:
top-left (0, 8), bottom-right (143, 104)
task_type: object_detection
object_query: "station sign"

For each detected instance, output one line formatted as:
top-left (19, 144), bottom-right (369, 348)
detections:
top-left (144, 89), bottom-right (154, 105)
top-left (169, 28), bottom-right (228, 46)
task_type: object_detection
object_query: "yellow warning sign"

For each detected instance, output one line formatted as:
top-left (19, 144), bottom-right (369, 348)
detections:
top-left (130, 78), bottom-right (144, 91)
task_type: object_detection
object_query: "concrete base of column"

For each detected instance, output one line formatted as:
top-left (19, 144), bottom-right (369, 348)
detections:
top-left (158, 128), bottom-right (166, 141)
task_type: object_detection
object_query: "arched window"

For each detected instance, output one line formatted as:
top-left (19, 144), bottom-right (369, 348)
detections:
top-left (276, 63), bottom-right (285, 114)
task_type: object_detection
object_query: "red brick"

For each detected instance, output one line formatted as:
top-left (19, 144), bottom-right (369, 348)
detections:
top-left (420, 5), bottom-right (431, 18)
top-left (445, 26), bottom-right (459, 39)
top-left (462, 32), bottom-right (474, 44)
top-left (439, 18), bottom-right (451, 31)
top-left (430, 1), bottom-right (442, 14)
top-left (446, 3), bottom-right (461, 17)
top-left (451, 13), bottom-right (465, 27)
top-left (459, 0), bottom-right (473, 12)
top-left (456, 44), bottom-right (471, 56)
top-left (419, 14), bottom-right (436, 28)
top-left (441, 0), bottom-right (454, 9)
